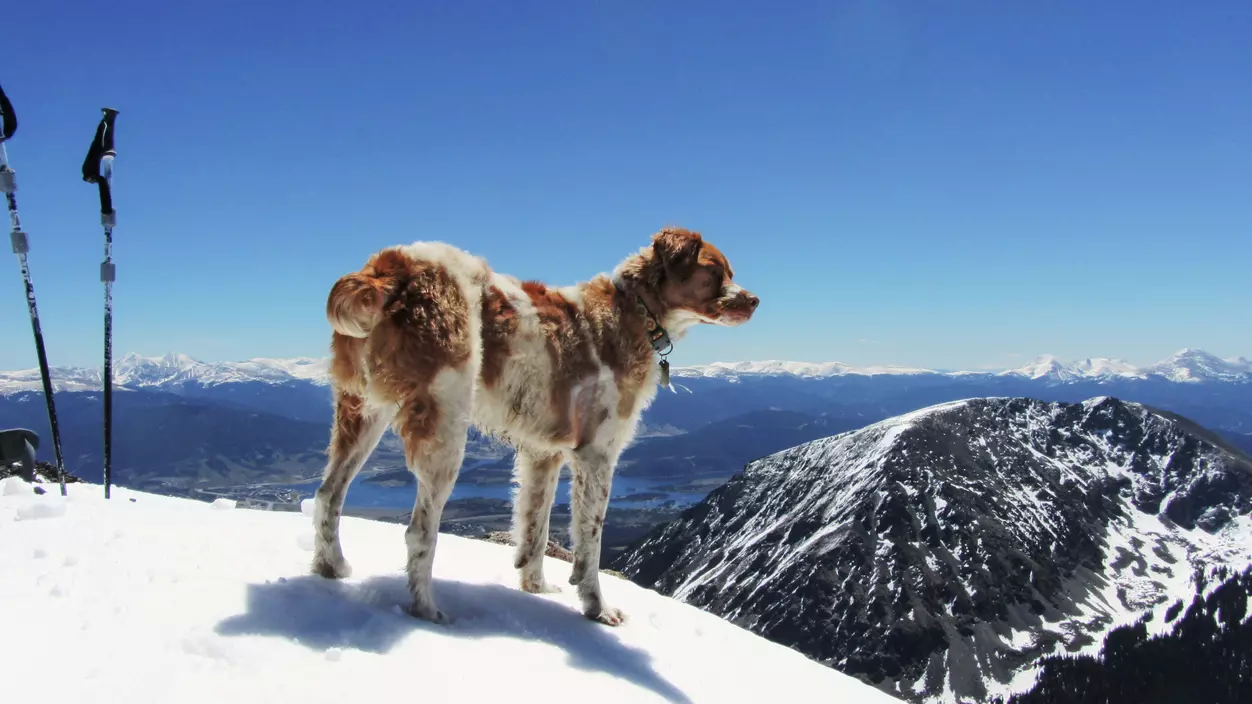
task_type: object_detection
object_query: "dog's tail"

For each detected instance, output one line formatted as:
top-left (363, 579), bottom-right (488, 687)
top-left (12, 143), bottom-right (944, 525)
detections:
top-left (326, 272), bottom-right (392, 338)
top-left (325, 250), bottom-right (407, 338)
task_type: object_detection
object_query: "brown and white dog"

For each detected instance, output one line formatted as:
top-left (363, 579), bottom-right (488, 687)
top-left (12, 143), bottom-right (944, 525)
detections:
top-left (310, 227), bottom-right (758, 625)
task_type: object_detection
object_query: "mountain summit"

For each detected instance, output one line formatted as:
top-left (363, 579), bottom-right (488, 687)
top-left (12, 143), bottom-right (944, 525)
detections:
top-left (0, 479), bottom-right (900, 704)
top-left (1144, 347), bottom-right (1252, 383)
top-left (614, 396), bottom-right (1252, 702)
top-left (1004, 355), bottom-right (1144, 382)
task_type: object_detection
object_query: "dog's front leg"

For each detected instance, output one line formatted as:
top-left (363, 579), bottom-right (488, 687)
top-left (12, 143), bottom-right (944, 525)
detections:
top-left (567, 447), bottom-right (624, 626)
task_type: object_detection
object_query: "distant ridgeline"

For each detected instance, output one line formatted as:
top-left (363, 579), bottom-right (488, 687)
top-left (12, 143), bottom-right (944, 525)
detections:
top-left (997, 565), bottom-right (1252, 704)
top-left (0, 349), bottom-right (1249, 490)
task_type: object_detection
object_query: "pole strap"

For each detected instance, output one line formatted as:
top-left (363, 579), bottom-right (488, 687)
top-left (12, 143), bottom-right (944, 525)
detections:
top-left (82, 108), bottom-right (118, 215)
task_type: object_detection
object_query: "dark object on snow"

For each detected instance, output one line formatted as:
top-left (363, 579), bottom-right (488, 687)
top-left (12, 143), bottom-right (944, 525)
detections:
top-left (0, 459), bottom-right (83, 485)
top-left (81, 106), bottom-right (120, 500)
top-left (0, 427), bottom-right (82, 486)
top-left (0, 80), bottom-right (70, 497)
top-left (480, 530), bottom-right (575, 562)
top-left (0, 427), bottom-right (39, 481)
top-left (476, 531), bottom-right (629, 579)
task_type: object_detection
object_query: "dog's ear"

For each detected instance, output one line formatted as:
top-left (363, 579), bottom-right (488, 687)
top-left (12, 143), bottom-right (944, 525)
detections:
top-left (652, 228), bottom-right (703, 280)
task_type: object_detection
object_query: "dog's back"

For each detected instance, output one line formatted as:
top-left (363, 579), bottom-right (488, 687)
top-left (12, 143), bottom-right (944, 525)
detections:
top-left (324, 241), bottom-right (491, 404)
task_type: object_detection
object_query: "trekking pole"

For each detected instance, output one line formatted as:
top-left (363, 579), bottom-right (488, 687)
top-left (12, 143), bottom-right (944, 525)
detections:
top-left (81, 106), bottom-right (118, 499)
top-left (0, 81), bottom-right (69, 496)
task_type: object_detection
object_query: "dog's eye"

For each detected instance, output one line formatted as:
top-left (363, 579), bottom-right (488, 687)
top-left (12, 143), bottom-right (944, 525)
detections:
top-left (708, 267), bottom-right (725, 289)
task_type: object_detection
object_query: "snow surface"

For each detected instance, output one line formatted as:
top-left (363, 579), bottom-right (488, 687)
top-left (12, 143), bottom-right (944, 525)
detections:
top-left (0, 478), bottom-right (900, 704)
top-left (1, 348), bottom-right (1247, 394)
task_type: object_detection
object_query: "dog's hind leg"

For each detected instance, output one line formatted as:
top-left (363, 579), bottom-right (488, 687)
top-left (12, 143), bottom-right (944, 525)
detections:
top-left (312, 391), bottom-right (393, 579)
top-left (567, 447), bottom-right (624, 626)
top-left (397, 368), bottom-right (474, 623)
top-left (511, 448), bottom-right (563, 594)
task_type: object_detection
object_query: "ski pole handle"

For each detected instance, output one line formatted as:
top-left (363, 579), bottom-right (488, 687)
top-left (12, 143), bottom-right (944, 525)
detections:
top-left (81, 107), bottom-right (118, 217)
top-left (0, 81), bottom-right (16, 142)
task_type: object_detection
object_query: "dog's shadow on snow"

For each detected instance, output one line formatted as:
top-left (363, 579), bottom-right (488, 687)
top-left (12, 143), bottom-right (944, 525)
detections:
top-left (215, 574), bottom-right (693, 704)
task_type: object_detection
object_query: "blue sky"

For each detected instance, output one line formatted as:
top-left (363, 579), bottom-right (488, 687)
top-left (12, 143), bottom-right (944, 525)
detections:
top-left (2, 0), bottom-right (1249, 372)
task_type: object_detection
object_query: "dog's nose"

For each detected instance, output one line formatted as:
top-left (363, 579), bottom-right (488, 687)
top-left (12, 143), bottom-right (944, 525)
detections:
top-left (746, 294), bottom-right (759, 310)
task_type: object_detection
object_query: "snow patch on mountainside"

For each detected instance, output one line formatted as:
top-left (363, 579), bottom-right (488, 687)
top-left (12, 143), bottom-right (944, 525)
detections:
top-left (0, 478), bottom-right (900, 704)
top-left (996, 532), bottom-right (1252, 701)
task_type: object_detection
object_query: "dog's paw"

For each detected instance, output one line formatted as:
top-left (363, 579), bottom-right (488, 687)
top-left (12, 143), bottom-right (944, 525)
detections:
top-left (521, 576), bottom-right (562, 595)
top-left (311, 553), bottom-right (351, 579)
top-left (407, 601), bottom-right (448, 625)
top-left (586, 604), bottom-right (626, 627)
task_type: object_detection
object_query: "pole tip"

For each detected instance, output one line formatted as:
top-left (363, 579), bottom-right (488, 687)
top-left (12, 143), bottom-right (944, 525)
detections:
top-left (101, 107), bottom-right (119, 116)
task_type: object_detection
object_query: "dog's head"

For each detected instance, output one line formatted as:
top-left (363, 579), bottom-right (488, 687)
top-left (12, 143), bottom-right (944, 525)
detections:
top-left (618, 227), bottom-right (759, 334)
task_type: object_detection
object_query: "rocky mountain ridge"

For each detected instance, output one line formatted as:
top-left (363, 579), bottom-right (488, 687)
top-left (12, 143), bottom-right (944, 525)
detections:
top-left (613, 396), bottom-right (1252, 702)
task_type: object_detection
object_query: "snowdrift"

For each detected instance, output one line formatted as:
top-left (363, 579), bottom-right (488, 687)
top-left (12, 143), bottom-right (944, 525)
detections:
top-left (0, 478), bottom-right (899, 703)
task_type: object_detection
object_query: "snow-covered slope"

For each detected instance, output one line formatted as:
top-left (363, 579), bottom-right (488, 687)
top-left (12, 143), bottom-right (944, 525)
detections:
top-left (615, 397), bottom-right (1252, 703)
top-left (0, 478), bottom-right (900, 704)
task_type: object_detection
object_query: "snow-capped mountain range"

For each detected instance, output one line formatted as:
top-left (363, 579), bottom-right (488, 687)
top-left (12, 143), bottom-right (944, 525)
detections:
top-left (613, 396), bottom-right (1252, 703)
top-left (0, 352), bottom-right (331, 393)
top-left (0, 348), bottom-right (1247, 394)
top-left (674, 348), bottom-right (1251, 384)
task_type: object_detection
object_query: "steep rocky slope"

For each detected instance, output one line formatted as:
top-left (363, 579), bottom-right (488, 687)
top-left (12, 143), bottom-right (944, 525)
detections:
top-left (615, 397), bottom-right (1252, 702)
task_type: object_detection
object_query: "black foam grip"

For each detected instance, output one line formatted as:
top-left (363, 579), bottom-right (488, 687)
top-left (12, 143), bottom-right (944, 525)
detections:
top-left (81, 108), bottom-right (119, 184)
top-left (0, 82), bottom-right (16, 142)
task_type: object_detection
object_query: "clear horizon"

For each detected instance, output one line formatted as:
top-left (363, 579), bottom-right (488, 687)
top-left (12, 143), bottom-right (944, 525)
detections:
top-left (0, 345), bottom-right (1245, 375)
top-left (3, 1), bottom-right (1249, 371)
